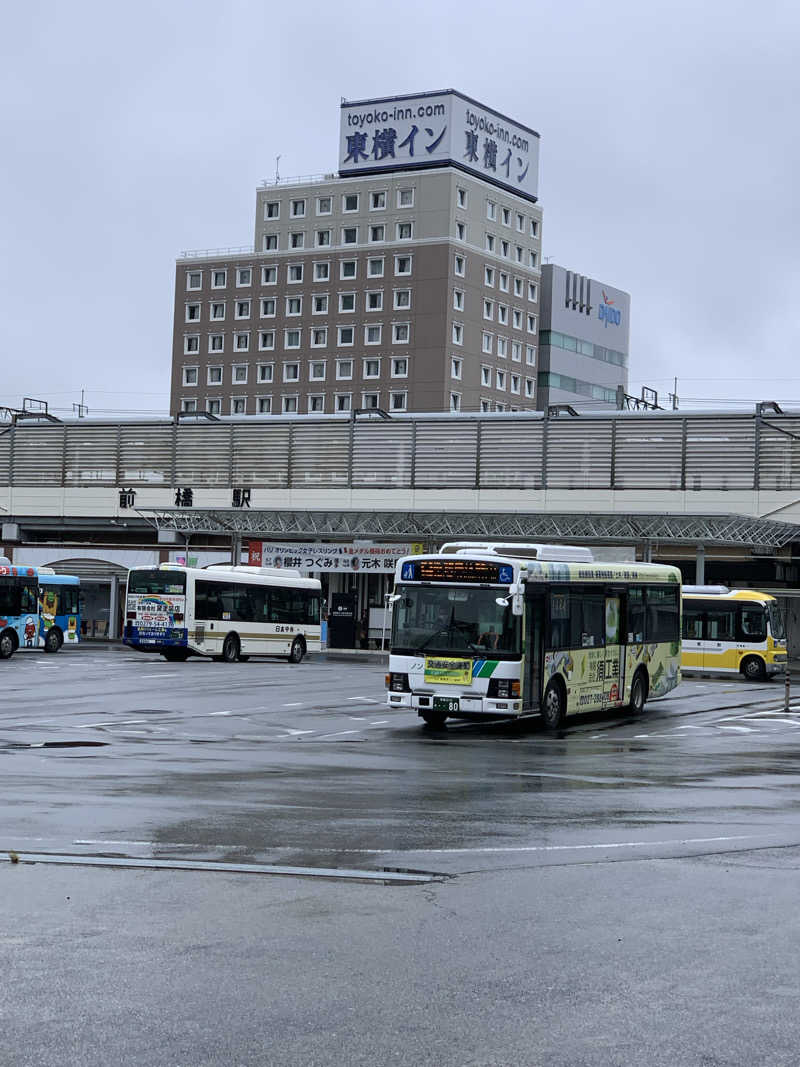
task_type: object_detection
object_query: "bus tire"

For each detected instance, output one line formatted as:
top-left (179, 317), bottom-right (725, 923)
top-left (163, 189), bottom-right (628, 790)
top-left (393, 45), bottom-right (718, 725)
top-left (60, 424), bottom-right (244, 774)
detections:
top-left (628, 669), bottom-right (648, 715)
top-left (0, 630), bottom-right (15, 659)
top-left (238, 655), bottom-right (250, 663)
top-left (163, 649), bottom-right (188, 662)
top-left (541, 679), bottom-right (566, 729)
top-left (44, 627), bottom-right (63, 653)
top-left (288, 637), bottom-right (305, 664)
top-left (421, 710), bottom-right (447, 728)
top-left (222, 633), bottom-right (240, 663)
top-left (741, 655), bottom-right (766, 682)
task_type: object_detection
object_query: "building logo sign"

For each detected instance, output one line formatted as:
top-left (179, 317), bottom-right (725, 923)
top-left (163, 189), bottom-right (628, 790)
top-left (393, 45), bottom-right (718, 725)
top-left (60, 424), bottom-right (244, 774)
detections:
top-left (598, 290), bottom-right (622, 328)
top-left (339, 90), bottom-right (540, 202)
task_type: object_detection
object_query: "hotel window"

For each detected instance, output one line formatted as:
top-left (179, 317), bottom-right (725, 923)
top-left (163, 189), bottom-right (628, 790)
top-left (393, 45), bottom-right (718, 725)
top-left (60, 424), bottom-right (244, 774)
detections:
top-left (363, 358), bottom-right (380, 378)
top-left (308, 394), bottom-right (325, 413)
top-left (313, 294), bottom-right (329, 314)
top-left (343, 193), bottom-right (359, 212)
top-left (288, 263), bottom-right (303, 283)
top-left (311, 327), bottom-right (328, 347)
top-left (526, 345), bottom-right (536, 366)
top-left (290, 198), bottom-right (306, 218)
top-left (362, 392), bottom-right (380, 409)
top-left (261, 265), bottom-right (277, 285)
top-left (530, 218), bottom-right (539, 238)
top-left (514, 277), bottom-right (523, 298)
top-left (394, 288), bottom-right (411, 309)
top-left (180, 398), bottom-right (197, 413)
top-left (336, 359), bottom-right (353, 379)
top-left (396, 221), bottom-right (413, 241)
top-left (456, 221), bottom-right (466, 241)
top-left (370, 190), bottom-right (386, 210)
top-left (486, 200), bottom-right (496, 221)
top-left (282, 396), bottom-right (298, 413)
top-left (208, 334), bottom-right (224, 352)
top-left (480, 399), bottom-right (491, 412)
top-left (499, 271), bottom-right (509, 292)
top-left (452, 322), bottom-right (463, 345)
top-left (182, 366), bottom-right (198, 386)
top-left (232, 364), bottom-right (248, 384)
top-left (207, 398), bottom-right (221, 415)
top-left (449, 392), bottom-right (461, 412)
top-left (236, 268), bottom-right (252, 286)
top-left (498, 304), bottom-right (508, 326)
top-left (235, 300), bottom-right (251, 319)
top-left (257, 363), bottom-right (274, 383)
top-left (454, 254), bottom-right (465, 276)
top-left (481, 365), bottom-right (491, 387)
top-left (340, 260), bottom-right (357, 279)
top-left (512, 308), bottom-right (522, 329)
top-left (390, 391), bottom-right (407, 411)
top-left (457, 187), bottom-right (467, 208)
top-left (484, 266), bottom-right (495, 286)
top-left (335, 393), bottom-right (352, 412)
top-left (261, 298), bottom-right (276, 317)
top-left (338, 326), bottom-right (354, 346)
top-left (525, 378), bottom-right (534, 398)
top-left (339, 292), bottom-right (355, 313)
top-left (314, 261), bottom-right (330, 281)
top-left (309, 361), bottom-right (326, 381)
top-left (342, 226), bottom-right (358, 245)
top-left (496, 370), bottom-right (506, 390)
top-left (265, 201), bottom-right (280, 219)
top-left (391, 358), bottom-right (408, 377)
top-left (482, 331), bottom-right (493, 353)
top-left (316, 229), bottom-right (331, 247)
top-left (511, 341), bottom-right (522, 362)
top-left (234, 332), bottom-right (250, 351)
top-left (511, 374), bottom-right (520, 394)
top-left (501, 207), bottom-right (510, 226)
top-left (183, 335), bottom-right (199, 353)
top-left (496, 402), bottom-right (506, 412)
top-left (284, 329), bottom-right (301, 349)
top-left (450, 356), bottom-right (462, 380)
top-left (485, 233), bottom-right (495, 252)
top-left (317, 196), bottom-right (332, 215)
top-left (529, 250), bottom-right (538, 268)
top-left (515, 246), bottom-right (523, 264)
top-left (368, 257), bottom-right (384, 278)
top-left (231, 398), bottom-right (246, 415)
top-left (453, 288), bottom-right (464, 311)
top-left (527, 314), bottom-right (537, 333)
top-left (483, 299), bottom-right (494, 320)
top-left (283, 362), bottom-right (300, 382)
top-left (528, 281), bottom-right (538, 302)
top-left (392, 323), bottom-right (409, 344)
top-left (367, 290), bottom-right (383, 311)
top-left (395, 255), bottom-right (412, 275)
top-left (286, 296), bottom-right (302, 316)
top-left (365, 324), bottom-right (382, 345)
top-left (187, 271), bottom-right (202, 290)
top-left (212, 270), bottom-right (227, 288)
top-left (210, 302), bottom-right (225, 320)
top-left (207, 365), bottom-right (223, 385)
top-left (263, 234), bottom-right (278, 251)
top-left (397, 188), bottom-right (414, 207)
top-left (370, 224), bottom-right (385, 242)
top-left (258, 330), bottom-right (275, 350)
top-left (257, 396), bottom-right (272, 413)
top-left (517, 213), bottom-right (525, 232)
top-left (497, 336), bottom-right (508, 358)
top-left (501, 240), bottom-right (509, 258)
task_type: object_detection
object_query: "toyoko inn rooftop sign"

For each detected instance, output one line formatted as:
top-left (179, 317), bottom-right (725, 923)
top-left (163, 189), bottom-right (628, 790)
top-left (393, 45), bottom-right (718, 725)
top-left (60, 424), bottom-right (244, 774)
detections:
top-left (339, 89), bottom-right (540, 202)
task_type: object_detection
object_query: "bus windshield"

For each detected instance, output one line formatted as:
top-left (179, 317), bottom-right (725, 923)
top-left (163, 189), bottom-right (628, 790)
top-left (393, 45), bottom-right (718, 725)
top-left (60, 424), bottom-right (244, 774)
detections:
top-left (391, 585), bottom-right (520, 655)
top-left (769, 601), bottom-right (786, 641)
top-left (128, 569), bottom-right (187, 596)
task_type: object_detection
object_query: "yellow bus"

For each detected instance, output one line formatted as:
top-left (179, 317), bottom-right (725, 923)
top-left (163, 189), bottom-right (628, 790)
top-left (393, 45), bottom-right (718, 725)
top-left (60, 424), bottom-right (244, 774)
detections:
top-left (681, 586), bottom-right (787, 681)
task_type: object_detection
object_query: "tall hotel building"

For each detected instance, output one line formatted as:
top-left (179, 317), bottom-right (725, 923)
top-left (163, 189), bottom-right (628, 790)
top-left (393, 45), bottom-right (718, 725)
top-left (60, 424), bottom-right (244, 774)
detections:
top-left (170, 90), bottom-right (543, 417)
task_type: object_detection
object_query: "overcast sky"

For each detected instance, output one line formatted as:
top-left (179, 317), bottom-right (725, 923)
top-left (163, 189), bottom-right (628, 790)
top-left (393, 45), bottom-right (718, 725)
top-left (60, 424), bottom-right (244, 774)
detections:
top-left (2, 0), bottom-right (799, 416)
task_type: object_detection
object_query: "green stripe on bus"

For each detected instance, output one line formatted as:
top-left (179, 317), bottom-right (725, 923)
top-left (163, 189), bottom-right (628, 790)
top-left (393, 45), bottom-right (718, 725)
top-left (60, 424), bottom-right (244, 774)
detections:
top-left (477, 661), bottom-right (498, 677)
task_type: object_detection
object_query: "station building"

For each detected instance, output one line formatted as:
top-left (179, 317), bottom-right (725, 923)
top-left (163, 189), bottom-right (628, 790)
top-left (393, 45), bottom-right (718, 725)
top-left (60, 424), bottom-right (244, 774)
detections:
top-left (170, 90), bottom-right (544, 418)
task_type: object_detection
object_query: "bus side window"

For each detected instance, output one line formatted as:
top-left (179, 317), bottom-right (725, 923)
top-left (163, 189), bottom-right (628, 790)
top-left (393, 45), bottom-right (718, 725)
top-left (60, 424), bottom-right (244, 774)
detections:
top-left (0, 577), bottom-right (15, 617)
top-left (627, 587), bottom-right (645, 643)
top-left (573, 595), bottom-right (604, 649)
top-left (705, 606), bottom-right (735, 642)
top-left (548, 591), bottom-right (570, 649)
top-left (740, 607), bottom-right (766, 640)
top-left (20, 583), bottom-right (38, 614)
top-left (682, 608), bottom-right (704, 640)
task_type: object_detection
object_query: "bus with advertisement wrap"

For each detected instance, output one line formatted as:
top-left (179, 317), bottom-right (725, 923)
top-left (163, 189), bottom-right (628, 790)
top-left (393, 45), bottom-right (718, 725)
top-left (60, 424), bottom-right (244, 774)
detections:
top-left (124, 563), bottom-right (321, 663)
top-left (36, 569), bottom-right (81, 651)
top-left (386, 543), bottom-right (682, 728)
top-left (0, 562), bottom-right (41, 659)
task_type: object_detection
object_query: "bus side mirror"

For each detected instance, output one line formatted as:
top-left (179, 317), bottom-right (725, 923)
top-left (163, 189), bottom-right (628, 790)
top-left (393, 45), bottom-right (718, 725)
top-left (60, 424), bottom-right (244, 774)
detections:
top-left (511, 592), bottom-right (523, 616)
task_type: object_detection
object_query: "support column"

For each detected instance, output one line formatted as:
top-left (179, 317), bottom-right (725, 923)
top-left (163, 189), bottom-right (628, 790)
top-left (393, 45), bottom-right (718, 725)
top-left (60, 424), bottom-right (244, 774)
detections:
top-left (108, 577), bottom-right (119, 640)
top-left (231, 533), bottom-right (242, 565)
top-left (695, 544), bottom-right (705, 585)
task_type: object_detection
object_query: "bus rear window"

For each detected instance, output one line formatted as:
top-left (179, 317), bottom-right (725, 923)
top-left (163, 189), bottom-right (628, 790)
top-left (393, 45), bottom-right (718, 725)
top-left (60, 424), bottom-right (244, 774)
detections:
top-left (128, 569), bottom-right (187, 596)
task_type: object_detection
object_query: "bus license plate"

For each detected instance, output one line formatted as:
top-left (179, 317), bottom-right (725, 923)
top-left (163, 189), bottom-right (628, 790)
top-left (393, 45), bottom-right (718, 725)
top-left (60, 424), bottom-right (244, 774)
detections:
top-left (433, 697), bottom-right (459, 713)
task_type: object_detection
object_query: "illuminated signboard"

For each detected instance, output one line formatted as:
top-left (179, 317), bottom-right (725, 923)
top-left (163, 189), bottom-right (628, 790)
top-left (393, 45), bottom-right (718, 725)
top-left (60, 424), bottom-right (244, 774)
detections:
top-left (400, 559), bottom-right (513, 584)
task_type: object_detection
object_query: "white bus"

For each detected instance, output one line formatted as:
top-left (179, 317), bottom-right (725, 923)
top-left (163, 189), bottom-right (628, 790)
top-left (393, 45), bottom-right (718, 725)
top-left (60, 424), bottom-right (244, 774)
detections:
top-left (124, 563), bottom-right (321, 663)
top-left (386, 542), bottom-right (682, 728)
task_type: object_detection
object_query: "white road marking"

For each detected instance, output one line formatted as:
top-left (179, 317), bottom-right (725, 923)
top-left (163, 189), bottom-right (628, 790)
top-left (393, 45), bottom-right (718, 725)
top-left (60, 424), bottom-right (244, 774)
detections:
top-left (289, 833), bottom-right (764, 855)
top-left (347, 696), bottom-right (380, 703)
top-left (283, 702), bottom-right (303, 707)
top-left (76, 719), bottom-right (148, 728)
top-left (209, 711), bottom-right (232, 716)
top-left (370, 720), bottom-right (388, 725)
top-left (283, 728), bottom-right (314, 736)
top-left (316, 729), bottom-right (360, 739)
top-left (717, 725), bottom-right (752, 732)
top-left (349, 716), bottom-right (367, 721)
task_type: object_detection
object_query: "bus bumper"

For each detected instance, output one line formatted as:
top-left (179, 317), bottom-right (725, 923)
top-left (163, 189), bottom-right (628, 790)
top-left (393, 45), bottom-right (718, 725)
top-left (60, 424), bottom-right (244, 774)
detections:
top-left (123, 625), bottom-right (188, 651)
top-left (387, 691), bottom-right (523, 717)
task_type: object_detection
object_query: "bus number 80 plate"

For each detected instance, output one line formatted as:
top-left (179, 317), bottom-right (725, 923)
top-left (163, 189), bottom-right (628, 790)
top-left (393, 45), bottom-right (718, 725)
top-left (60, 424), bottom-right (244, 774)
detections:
top-left (433, 697), bottom-right (459, 713)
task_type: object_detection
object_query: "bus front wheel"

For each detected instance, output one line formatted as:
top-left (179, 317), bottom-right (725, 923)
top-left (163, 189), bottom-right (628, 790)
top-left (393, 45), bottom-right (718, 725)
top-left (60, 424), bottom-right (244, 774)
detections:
top-left (741, 655), bottom-right (767, 682)
top-left (0, 630), bottom-right (15, 659)
top-left (44, 627), bottom-right (62, 653)
top-left (628, 670), bottom-right (648, 715)
top-left (541, 679), bottom-right (566, 729)
top-left (288, 638), bottom-right (305, 664)
top-left (221, 634), bottom-right (240, 663)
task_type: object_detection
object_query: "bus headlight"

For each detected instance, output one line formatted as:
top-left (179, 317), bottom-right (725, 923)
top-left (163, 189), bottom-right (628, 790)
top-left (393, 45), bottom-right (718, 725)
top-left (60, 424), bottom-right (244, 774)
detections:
top-left (388, 672), bottom-right (410, 692)
top-left (488, 679), bottom-right (520, 698)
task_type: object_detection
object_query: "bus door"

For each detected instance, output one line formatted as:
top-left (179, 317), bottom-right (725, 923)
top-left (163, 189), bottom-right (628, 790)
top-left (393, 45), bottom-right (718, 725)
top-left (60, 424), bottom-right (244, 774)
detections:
top-left (524, 593), bottom-right (545, 710)
top-left (604, 595), bottom-right (624, 704)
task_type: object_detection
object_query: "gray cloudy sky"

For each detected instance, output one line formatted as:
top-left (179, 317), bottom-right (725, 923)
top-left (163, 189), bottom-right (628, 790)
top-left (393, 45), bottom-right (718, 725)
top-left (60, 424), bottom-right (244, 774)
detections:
top-left (3, 0), bottom-right (799, 415)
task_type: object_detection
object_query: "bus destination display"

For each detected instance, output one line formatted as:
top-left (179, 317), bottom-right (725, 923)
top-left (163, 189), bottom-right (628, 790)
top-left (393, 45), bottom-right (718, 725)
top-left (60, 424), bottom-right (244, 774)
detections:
top-left (401, 559), bottom-right (512, 584)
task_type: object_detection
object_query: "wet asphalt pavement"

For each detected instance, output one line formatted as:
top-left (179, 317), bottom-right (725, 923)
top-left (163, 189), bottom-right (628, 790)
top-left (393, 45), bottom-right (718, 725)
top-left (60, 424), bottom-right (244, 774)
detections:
top-left (3, 648), bottom-right (800, 1065)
